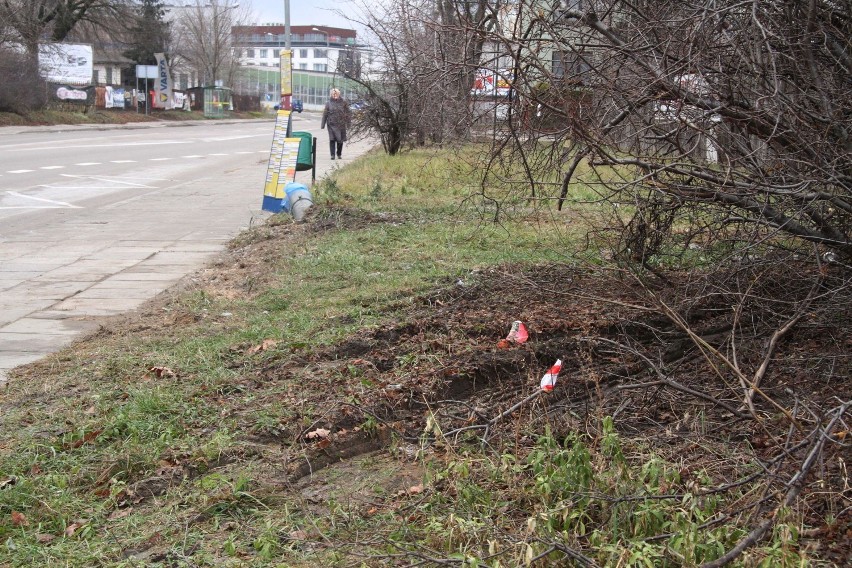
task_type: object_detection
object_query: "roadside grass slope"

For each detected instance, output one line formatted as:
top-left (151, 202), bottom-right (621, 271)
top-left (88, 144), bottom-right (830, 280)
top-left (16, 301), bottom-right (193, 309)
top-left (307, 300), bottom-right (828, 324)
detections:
top-left (1, 146), bottom-right (848, 567)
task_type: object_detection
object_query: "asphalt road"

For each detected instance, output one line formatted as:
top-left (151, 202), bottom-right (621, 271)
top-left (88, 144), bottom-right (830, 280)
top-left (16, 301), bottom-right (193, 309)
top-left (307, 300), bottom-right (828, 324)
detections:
top-left (0, 113), bottom-right (370, 381)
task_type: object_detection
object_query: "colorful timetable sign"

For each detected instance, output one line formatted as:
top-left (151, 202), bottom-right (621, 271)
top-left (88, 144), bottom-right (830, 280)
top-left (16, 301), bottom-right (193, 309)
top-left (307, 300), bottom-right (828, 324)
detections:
top-left (262, 110), bottom-right (301, 212)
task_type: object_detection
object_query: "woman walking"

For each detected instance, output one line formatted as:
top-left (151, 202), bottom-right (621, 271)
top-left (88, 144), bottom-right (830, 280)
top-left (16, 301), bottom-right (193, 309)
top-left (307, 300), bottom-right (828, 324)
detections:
top-left (320, 88), bottom-right (351, 160)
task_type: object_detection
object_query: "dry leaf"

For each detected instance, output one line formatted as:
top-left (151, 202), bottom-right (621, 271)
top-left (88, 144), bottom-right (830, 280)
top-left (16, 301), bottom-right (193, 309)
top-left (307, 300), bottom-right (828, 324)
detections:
top-left (108, 508), bottom-right (133, 520)
top-left (306, 428), bottom-right (330, 439)
top-left (148, 366), bottom-right (176, 378)
top-left (248, 339), bottom-right (278, 354)
top-left (71, 429), bottom-right (102, 449)
top-left (65, 522), bottom-right (83, 536)
top-left (408, 484), bottom-right (424, 494)
top-left (316, 439), bottom-right (331, 449)
top-left (36, 533), bottom-right (56, 544)
top-left (289, 530), bottom-right (308, 540)
top-left (11, 511), bottom-right (28, 526)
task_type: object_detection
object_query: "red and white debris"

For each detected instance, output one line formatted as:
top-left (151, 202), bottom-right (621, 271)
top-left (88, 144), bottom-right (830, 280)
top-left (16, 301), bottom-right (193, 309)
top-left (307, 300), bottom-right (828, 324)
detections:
top-left (506, 320), bottom-right (529, 343)
top-left (540, 359), bottom-right (562, 391)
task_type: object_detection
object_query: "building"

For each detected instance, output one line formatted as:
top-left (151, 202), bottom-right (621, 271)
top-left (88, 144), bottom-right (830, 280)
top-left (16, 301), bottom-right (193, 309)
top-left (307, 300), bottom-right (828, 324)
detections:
top-left (232, 24), bottom-right (364, 110)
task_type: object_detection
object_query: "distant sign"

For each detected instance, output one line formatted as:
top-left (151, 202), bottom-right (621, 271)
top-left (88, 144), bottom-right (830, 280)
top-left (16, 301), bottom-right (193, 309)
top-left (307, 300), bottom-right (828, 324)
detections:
top-left (38, 43), bottom-right (93, 85)
top-left (137, 65), bottom-right (158, 79)
top-left (55, 86), bottom-right (88, 101)
top-left (471, 68), bottom-right (512, 97)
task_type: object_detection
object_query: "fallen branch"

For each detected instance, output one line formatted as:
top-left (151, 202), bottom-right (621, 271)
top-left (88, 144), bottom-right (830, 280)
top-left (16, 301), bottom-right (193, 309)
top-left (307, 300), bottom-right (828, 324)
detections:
top-left (701, 401), bottom-right (851, 567)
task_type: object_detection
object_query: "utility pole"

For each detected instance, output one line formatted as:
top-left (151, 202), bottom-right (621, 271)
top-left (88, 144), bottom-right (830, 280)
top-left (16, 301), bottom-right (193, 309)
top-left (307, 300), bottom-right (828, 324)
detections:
top-left (279, 0), bottom-right (293, 123)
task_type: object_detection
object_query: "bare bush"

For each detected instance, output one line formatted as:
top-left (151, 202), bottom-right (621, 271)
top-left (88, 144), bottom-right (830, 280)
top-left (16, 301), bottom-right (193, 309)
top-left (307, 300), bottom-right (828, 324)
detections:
top-left (0, 48), bottom-right (46, 113)
top-left (486, 0), bottom-right (851, 262)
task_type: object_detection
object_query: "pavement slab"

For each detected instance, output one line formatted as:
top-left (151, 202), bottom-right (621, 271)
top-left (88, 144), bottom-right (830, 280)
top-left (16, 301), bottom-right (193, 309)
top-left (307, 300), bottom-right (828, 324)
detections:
top-left (0, 118), bottom-right (376, 381)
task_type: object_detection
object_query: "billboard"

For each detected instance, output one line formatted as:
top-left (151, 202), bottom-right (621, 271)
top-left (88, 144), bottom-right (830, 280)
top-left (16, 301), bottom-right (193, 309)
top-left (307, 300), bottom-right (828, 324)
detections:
top-left (38, 43), bottom-right (93, 85)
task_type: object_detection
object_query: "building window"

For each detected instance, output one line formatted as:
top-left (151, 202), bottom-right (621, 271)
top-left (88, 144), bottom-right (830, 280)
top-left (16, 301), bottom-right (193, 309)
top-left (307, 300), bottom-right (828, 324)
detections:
top-left (314, 48), bottom-right (327, 59)
top-left (313, 63), bottom-right (327, 72)
top-left (552, 50), bottom-right (563, 78)
top-left (260, 49), bottom-right (268, 58)
top-left (246, 49), bottom-right (255, 58)
top-left (93, 70), bottom-right (100, 84)
top-left (554, 50), bottom-right (591, 84)
top-left (299, 63), bottom-right (308, 70)
top-left (106, 67), bottom-right (113, 84)
top-left (273, 49), bottom-right (280, 58)
top-left (299, 49), bottom-right (308, 58)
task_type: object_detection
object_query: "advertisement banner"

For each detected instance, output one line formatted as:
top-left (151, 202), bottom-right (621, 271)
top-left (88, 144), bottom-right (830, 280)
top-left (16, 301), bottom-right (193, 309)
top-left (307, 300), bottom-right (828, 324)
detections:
top-left (112, 88), bottom-right (125, 109)
top-left (38, 43), bottom-right (93, 85)
top-left (153, 53), bottom-right (174, 109)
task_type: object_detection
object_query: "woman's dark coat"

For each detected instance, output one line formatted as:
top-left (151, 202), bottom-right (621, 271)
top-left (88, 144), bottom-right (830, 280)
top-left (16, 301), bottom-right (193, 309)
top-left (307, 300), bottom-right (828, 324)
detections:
top-left (320, 98), bottom-right (351, 142)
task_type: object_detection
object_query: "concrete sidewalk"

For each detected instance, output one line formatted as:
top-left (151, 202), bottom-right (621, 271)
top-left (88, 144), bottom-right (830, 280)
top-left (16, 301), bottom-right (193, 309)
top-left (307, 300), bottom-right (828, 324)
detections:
top-left (0, 123), bottom-right (374, 382)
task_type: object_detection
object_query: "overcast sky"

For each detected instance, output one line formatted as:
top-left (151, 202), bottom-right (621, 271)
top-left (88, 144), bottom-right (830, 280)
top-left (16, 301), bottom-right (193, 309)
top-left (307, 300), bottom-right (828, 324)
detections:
top-left (247, 0), bottom-right (357, 29)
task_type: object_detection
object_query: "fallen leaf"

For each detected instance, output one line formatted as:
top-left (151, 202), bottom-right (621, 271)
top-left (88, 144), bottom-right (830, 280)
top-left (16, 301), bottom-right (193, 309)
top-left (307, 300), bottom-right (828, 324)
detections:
top-left (306, 428), bottom-right (330, 439)
top-left (30, 464), bottom-right (42, 475)
top-left (0, 476), bottom-right (17, 489)
top-left (71, 429), bottom-right (102, 449)
top-left (247, 339), bottom-right (278, 354)
top-left (36, 534), bottom-right (55, 544)
top-left (148, 366), bottom-right (176, 378)
top-left (289, 530), bottom-right (308, 540)
top-left (11, 511), bottom-right (28, 526)
top-left (316, 439), bottom-right (331, 449)
top-left (408, 484), bottom-right (424, 494)
top-left (65, 522), bottom-right (85, 536)
top-left (108, 508), bottom-right (133, 520)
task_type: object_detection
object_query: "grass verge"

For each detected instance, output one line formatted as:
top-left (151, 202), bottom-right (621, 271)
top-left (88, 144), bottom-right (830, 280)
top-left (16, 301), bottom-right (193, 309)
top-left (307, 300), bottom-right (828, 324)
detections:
top-left (0, 146), bottom-right (830, 567)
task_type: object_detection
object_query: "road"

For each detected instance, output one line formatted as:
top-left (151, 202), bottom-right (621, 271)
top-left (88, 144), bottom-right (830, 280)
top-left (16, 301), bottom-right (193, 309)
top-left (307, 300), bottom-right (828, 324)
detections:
top-left (0, 113), bottom-right (368, 381)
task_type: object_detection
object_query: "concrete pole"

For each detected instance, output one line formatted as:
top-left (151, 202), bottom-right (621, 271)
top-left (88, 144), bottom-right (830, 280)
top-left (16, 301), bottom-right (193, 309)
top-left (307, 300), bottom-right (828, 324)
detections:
top-left (284, 0), bottom-right (291, 50)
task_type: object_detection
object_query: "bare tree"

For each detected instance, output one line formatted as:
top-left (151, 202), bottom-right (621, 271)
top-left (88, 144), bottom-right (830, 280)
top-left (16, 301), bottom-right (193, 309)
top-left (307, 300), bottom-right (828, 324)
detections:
top-left (0, 0), bottom-right (132, 113)
top-left (170, 0), bottom-right (247, 87)
top-left (0, 1), bottom-right (131, 54)
top-left (342, 0), bottom-right (505, 153)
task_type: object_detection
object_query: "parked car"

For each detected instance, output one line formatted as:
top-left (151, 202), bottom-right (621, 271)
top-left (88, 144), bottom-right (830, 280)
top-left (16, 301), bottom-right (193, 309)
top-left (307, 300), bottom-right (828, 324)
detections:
top-left (274, 98), bottom-right (303, 112)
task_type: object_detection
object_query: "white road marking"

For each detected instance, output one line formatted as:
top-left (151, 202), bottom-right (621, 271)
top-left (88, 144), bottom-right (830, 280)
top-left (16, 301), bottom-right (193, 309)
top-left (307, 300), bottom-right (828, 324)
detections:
top-left (75, 162), bottom-right (101, 166)
top-left (13, 140), bottom-right (191, 151)
top-left (150, 157), bottom-right (172, 161)
top-left (2, 191), bottom-right (81, 209)
top-left (182, 155), bottom-right (204, 158)
top-left (209, 153), bottom-right (228, 156)
top-left (110, 160), bottom-right (136, 163)
top-left (40, 166), bottom-right (65, 170)
top-left (7, 170), bottom-right (34, 173)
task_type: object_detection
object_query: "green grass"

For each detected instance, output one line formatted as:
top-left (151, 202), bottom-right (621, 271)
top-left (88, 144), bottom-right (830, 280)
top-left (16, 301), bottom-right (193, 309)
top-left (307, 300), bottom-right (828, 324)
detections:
top-left (0, 146), bottom-right (812, 567)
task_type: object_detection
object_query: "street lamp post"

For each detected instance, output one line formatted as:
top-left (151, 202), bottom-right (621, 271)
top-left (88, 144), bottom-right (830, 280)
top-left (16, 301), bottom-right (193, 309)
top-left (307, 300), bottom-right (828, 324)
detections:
top-left (311, 27), bottom-right (331, 73)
